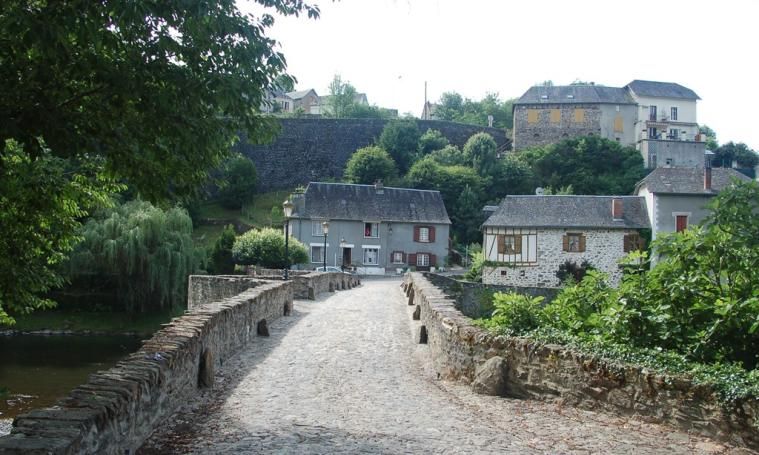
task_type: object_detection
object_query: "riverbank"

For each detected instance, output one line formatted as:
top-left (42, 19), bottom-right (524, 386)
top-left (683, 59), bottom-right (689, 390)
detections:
top-left (2, 309), bottom-right (182, 337)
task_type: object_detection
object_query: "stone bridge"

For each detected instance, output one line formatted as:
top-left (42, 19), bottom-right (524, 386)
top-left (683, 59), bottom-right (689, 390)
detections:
top-left (0, 273), bottom-right (755, 454)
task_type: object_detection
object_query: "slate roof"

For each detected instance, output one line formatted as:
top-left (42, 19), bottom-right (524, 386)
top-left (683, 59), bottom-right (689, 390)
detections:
top-left (293, 182), bottom-right (451, 224)
top-left (515, 85), bottom-right (635, 105)
top-left (483, 196), bottom-right (649, 229)
top-left (626, 80), bottom-right (700, 100)
top-left (286, 89), bottom-right (317, 100)
top-left (635, 167), bottom-right (751, 195)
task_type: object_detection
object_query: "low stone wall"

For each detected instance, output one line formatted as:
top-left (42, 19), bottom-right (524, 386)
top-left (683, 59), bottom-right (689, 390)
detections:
top-left (187, 275), bottom-right (265, 310)
top-left (291, 272), bottom-right (360, 300)
top-left (423, 274), bottom-right (559, 319)
top-left (0, 280), bottom-right (295, 454)
top-left (402, 272), bottom-right (759, 450)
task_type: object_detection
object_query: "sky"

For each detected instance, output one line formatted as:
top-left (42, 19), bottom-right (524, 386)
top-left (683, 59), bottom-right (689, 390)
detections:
top-left (240, 0), bottom-right (759, 149)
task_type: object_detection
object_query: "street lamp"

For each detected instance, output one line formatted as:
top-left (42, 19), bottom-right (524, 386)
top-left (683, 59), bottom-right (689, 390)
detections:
top-left (282, 199), bottom-right (294, 280)
top-left (321, 220), bottom-right (330, 272)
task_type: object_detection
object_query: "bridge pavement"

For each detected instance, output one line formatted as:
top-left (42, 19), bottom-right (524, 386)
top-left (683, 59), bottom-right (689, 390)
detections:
top-left (139, 278), bottom-right (737, 454)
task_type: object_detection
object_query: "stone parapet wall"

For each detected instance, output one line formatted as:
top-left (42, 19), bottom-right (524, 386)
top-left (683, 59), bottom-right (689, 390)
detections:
top-left (291, 272), bottom-right (360, 299)
top-left (187, 275), bottom-right (265, 310)
top-left (236, 118), bottom-right (510, 191)
top-left (402, 272), bottom-right (759, 450)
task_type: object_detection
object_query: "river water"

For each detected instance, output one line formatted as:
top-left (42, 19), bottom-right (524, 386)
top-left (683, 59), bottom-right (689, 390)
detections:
top-left (0, 334), bottom-right (142, 428)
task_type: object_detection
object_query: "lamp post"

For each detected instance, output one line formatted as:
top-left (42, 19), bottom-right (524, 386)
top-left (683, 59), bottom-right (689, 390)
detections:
top-left (321, 220), bottom-right (330, 272)
top-left (282, 199), bottom-right (294, 280)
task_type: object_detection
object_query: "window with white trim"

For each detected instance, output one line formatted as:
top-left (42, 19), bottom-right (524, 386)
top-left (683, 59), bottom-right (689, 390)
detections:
top-left (392, 251), bottom-right (404, 264)
top-left (364, 222), bottom-right (379, 238)
top-left (363, 248), bottom-right (379, 265)
top-left (416, 253), bottom-right (430, 267)
top-left (310, 245), bottom-right (325, 263)
top-left (312, 221), bottom-right (325, 236)
top-left (671, 107), bottom-right (678, 121)
top-left (418, 227), bottom-right (430, 242)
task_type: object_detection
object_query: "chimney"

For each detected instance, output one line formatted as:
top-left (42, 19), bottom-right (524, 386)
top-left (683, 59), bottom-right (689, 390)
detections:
top-left (374, 179), bottom-right (384, 194)
top-left (612, 198), bottom-right (623, 220)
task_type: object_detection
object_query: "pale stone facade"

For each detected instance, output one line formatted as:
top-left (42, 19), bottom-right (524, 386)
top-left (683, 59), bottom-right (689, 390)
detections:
top-left (482, 228), bottom-right (638, 288)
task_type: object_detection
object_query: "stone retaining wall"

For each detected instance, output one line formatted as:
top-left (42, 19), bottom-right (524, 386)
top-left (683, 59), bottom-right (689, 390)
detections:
top-left (0, 271), bottom-right (360, 454)
top-left (402, 272), bottom-right (759, 450)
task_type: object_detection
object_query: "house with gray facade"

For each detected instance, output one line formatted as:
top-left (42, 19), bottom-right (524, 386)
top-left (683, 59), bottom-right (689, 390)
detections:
top-left (288, 182), bottom-right (451, 275)
top-left (634, 166), bottom-right (751, 241)
top-left (481, 196), bottom-right (649, 288)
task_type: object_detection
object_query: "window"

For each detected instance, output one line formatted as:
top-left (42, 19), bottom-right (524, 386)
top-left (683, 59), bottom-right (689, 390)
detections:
top-left (671, 107), bottom-right (678, 121)
top-left (497, 235), bottom-right (522, 254)
top-left (563, 233), bottom-right (585, 252)
top-left (364, 222), bottom-right (379, 238)
top-left (392, 251), bottom-right (404, 264)
top-left (312, 221), bottom-right (325, 236)
top-left (363, 248), bottom-right (379, 265)
top-left (310, 245), bottom-right (324, 263)
top-left (669, 129), bottom-right (679, 140)
top-left (527, 110), bottom-right (539, 124)
top-left (550, 109), bottom-right (560, 123)
top-left (623, 233), bottom-right (645, 252)
top-left (613, 115), bottom-right (624, 133)
top-left (417, 253), bottom-right (430, 267)
top-left (573, 108), bottom-right (585, 123)
top-left (649, 105), bottom-right (657, 121)
top-left (648, 127), bottom-right (658, 139)
top-left (419, 227), bottom-right (429, 242)
top-left (676, 215), bottom-right (688, 233)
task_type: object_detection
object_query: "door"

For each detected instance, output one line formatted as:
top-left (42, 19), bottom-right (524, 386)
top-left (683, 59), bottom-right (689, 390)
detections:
top-left (342, 247), bottom-right (352, 268)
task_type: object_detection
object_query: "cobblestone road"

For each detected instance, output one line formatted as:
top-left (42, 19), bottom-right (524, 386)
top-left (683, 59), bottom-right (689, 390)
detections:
top-left (140, 278), bottom-right (744, 454)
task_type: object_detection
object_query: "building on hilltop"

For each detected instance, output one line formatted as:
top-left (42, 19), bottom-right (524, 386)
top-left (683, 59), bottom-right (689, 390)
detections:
top-left (288, 181), bottom-right (451, 275)
top-left (285, 89), bottom-right (320, 114)
top-left (481, 195), bottom-right (650, 288)
top-left (512, 80), bottom-right (707, 170)
top-left (634, 165), bottom-right (751, 241)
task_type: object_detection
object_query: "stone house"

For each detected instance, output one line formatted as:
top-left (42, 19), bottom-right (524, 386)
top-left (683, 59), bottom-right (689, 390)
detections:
top-left (285, 89), bottom-right (320, 113)
top-left (512, 84), bottom-right (638, 150)
top-left (260, 89), bottom-right (293, 114)
top-left (481, 196), bottom-right (650, 287)
top-left (634, 166), bottom-right (751, 241)
top-left (288, 182), bottom-right (451, 275)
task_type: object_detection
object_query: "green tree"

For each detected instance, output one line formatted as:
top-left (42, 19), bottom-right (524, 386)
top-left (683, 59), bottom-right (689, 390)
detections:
top-left (232, 227), bottom-right (308, 269)
top-left (428, 145), bottom-right (468, 166)
top-left (66, 200), bottom-right (197, 313)
top-left (343, 146), bottom-right (398, 184)
top-left (0, 141), bottom-right (122, 324)
top-left (435, 91), bottom-right (515, 129)
top-left (274, 74), bottom-right (295, 93)
top-left (418, 129), bottom-right (450, 155)
top-left (217, 154), bottom-right (258, 209)
top-left (208, 225), bottom-right (237, 275)
top-left (520, 136), bottom-right (646, 195)
top-left (488, 157), bottom-right (536, 197)
top-left (711, 142), bottom-right (759, 169)
top-left (463, 132), bottom-right (498, 176)
top-left (699, 124), bottom-right (719, 151)
top-left (325, 74), bottom-right (358, 118)
top-left (0, 0), bottom-right (319, 319)
top-left (378, 119), bottom-right (421, 173)
top-left (451, 185), bottom-right (483, 244)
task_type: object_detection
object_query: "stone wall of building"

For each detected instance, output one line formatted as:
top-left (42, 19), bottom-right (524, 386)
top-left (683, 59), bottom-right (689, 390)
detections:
top-left (236, 118), bottom-right (510, 191)
top-left (483, 228), bottom-right (636, 288)
top-left (402, 272), bottom-right (759, 450)
top-left (513, 104), bottom-right (602, 150)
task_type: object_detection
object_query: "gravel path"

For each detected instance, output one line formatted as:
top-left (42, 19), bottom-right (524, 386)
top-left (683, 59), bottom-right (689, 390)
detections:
top-left (139, 278), bottom-right (742, 454)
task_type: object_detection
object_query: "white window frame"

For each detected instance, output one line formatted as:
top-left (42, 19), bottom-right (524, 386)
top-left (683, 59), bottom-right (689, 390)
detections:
top-left (363, 247), bottom-right (380, 265)
top-left (364, 222), bottom-right (380, 238)
top-left (392, 251), bottom-right (404, 264)
top-left (310, 245), bottom-right (324, 263)
top-left (312, 221), bottom-right (325, 236)
top-left (418, 227), bottom-right (430, 243)
top-left (416, 253), bottom-right (430, 267)
top-left (671, 106), bottom-right (678, 121)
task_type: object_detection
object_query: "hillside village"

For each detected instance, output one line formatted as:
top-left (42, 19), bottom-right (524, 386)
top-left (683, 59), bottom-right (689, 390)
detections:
top-left (2, 1), bottom-right (759, 453)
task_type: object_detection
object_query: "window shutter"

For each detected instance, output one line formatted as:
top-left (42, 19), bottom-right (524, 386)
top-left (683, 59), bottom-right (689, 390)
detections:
top-left (579, 234), bottom-right (586, 252)
top-left (637, 235), bottom-right (646, 251)
top-left (408, 253), bottom-right (417, 265)
top-left (413, 226), bottom-right (420, 242)
top-left (430, 254), bottom-right (437, 267)
top-left (429, 226), bottom-right (436, 242)
top-left (497, 235), bottom-right (505, 254)
top-left (562, 235), bottom-right (569, 252)
top-left (514, 235), bottom-right (523, 254)
top-left (623, 234), bottom-right (631, 253)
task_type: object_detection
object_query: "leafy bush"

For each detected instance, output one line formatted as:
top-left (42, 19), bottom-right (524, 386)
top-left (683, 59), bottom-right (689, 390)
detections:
top-left (463, 251), bottom-right (484, 282)
top-left (208, 224), bottom-right (236, 274)
top-left (217, 154), bottom-right (257, 209)
top-left (232, 227), bottom-right (308, 269)
top-left (478, 292), bottom-right (544, 335)
top-left (555, 259), bottom-right (595, 284)
top-left (418, 128), bottom-right (449, 155)
top-left (343, 146), bottom-right (398, 184)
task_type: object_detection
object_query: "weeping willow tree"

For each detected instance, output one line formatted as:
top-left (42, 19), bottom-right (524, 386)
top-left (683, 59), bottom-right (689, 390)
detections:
top-left (67, 200), bottom-right (197, 312)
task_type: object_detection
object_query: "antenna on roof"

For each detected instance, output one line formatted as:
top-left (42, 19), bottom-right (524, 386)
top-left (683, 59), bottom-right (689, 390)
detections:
top-left (535, 187), bottom-right (544, 195)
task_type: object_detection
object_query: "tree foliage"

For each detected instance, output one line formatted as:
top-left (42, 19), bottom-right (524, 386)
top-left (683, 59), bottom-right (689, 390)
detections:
top-left (378, 119), bottom-right (421, 173)
top-left (428, 145), bottom-right (468, 166)
top-left (488, 157), bottom-right (536, 197)
top-left (435, 92), bottom-right (515, 130)
top-left (343, 146), bottom-right (398, 185)
top-left (711, 141), bottom-right (758, 169)
top-left (66, 200), bottom-right (197, 313)
top-left (519, 136), bottom-right (646, 195)
top-left (418, 129), bottom-right (449, 155)
top-left (325, 74), bottom-right (358, 118)
top-left (216, 154), bottom-right (258, 209)
top-left (232, 227), bottom-right (308, 268)
top-left (699, 124), bottom-right (719, 151)
top-left (208, 225), bottom-right (237, 275)
top-left (0, 0), bottom-right (318, 317)
top-left (463, 132), bottom-right (498, 176)
top-left (0, 140), bottom-right (122, 324)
